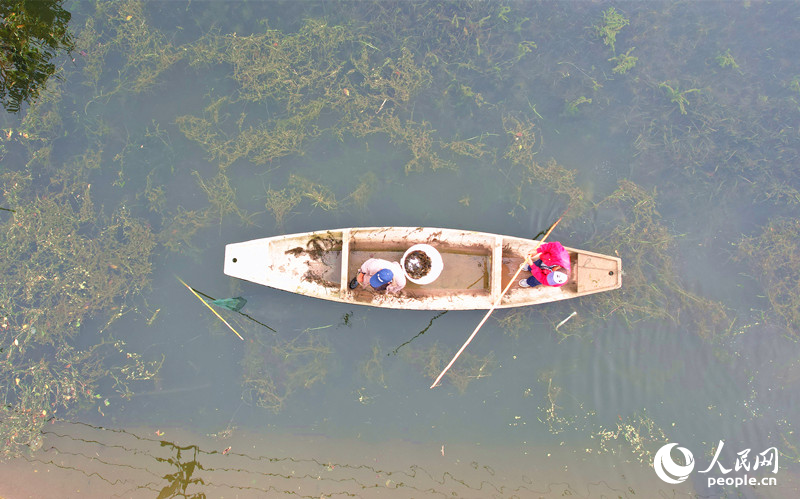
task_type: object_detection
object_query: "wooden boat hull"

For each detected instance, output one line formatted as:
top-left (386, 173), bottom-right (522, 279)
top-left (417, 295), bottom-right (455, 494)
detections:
top-left (223, 227), bottom-right (621, 310)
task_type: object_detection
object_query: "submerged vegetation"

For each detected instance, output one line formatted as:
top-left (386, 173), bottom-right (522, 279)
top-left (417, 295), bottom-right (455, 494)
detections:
top-left (608, 47), bottom-right (637, 75)
top-left (715, 49), bottom-right (739, 70)
top-left (588, 180), bottom-right (731, 342)
top-left (594, 7), bottom-right (629, 54)
top-left (401, 342), bottom-right (496, 394)
top-left (1, 171), bottom-right (154, 342)
top-left (241, 328), bottom-right (331, 413)
top-left (0, 169), bottom-right (159, 456)
top-left (739, 217), bottom-right (800, 335)
top-left (658, 81), bottom-right (701, 115)
top-left (595, 411), bottom-right (668, 464)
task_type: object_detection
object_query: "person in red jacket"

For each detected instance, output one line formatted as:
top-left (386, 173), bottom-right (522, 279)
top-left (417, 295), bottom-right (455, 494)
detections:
top-left (519, 241), bottom-right (571, 288)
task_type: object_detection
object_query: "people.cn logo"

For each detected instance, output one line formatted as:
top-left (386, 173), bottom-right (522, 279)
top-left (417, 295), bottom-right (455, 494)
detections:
top-left (653, 443), bottom-right (695, 484)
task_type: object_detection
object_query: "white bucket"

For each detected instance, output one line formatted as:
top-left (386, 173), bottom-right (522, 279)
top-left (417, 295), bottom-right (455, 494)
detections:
top-left (401, 244), bottom-right (444, 285)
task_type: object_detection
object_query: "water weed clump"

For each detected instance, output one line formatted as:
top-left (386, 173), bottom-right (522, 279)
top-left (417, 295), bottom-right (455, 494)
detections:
top-left (289, 174), bottom-right (338, 211)
top-left (563, 95), bottom-right (592, 117)
top-left (342, 171), bottom-right (377, 210)
top-left (15, 74), bottom-right (64, 143)
top-left (241, 329), bottom-right (331, 413)
top-left (263, 172), bottom-right (375, 225)
top-left (0, 171), bottom-right (159, 457)
top-left (502, 113), bottom-right (587, 219)
top-left (262, 174), bottom-right (350, 228)
top-left (360, 341), bottom-right (386, 387)
top-left (1, 341), bottom-right (103, 458)
top-left (91, 1), bottom-right (182, 96)
top-left (401, 342), bottom-right (495, 393)
top-left (537, 370), bottom-right (595, 435)
top-left (594, 410), bottom-right (668, 464)
top-left (264, 187), bottom-right (302, 228)
top-left (175, 112), bottom-right (311, 170)
top-left (590, 180), bottom-right (677, 324)
top-left (496, 308), bottom-right (532, 339)
top-left (193, 170), bottom-right (250, 225)
top-left (440, 136), bottom-right (490, 159)
top-left (178, 20), bottom-right (360, 168)
top-left (156, 169), bottom-right (250, 252)
top-left (158, 207), bottom-right (208, 254)
top-left (658, 81), bottom-right (701, 115)
top-left (715, 49), bottom-right (739, 70)
top-left (177, 13), bottom-right (491, 176)
top-left (594, 7), bottom-right (629, 54)
top-left (75, 16), bottom-right (106, 89)
top-left (608, 48), bottom-right (638, 75)
top-left (223, 19), bottom-right (354, 109)
top-left (382, 116), bottom-right (455, 174)
top-left (589, 180), bottom-right (731, 341)
top-left (0, 171), bottom-right (155, 343)
top-left (356, 46), bottom-right (433, 104)
top-left (738, 217), bottom-right (800, 335)
top-left (143, 171), bottom-right (166, 214)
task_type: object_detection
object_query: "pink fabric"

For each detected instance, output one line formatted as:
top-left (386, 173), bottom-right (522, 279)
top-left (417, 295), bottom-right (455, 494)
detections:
top-left (536, 242), bottom-right (571, 271)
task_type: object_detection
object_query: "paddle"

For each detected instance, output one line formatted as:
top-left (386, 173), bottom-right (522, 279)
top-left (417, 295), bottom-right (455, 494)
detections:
top-left (429, 214), bottom-right (566, 389)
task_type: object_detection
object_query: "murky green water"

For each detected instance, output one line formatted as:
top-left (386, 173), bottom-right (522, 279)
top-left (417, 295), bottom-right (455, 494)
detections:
top-left (1, 1), bottom-right (799, 497)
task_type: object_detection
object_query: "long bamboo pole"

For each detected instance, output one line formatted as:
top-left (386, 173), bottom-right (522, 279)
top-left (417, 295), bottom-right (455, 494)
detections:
top-left (430, 216), bottom-right (565, 388)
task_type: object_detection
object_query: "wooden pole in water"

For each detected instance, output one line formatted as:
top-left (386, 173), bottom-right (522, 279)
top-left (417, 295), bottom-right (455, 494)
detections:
top-left (430, 215), bottom-right (565, 389)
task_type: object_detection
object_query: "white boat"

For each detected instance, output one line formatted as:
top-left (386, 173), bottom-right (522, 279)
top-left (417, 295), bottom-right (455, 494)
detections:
top-left (223, 227), bottom-right (622, 310)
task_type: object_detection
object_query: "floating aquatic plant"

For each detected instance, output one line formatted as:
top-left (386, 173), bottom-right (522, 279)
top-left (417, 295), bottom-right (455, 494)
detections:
top-left (609, 47), bottom-right (638, 75)
top-left (594, 7), bottom-right (630, 53)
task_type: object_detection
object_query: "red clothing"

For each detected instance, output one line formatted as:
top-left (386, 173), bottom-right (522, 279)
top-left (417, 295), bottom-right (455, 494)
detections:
top-left (529, 264), bottom-right (567, 287)
top-left (536, 242), bottom-right (571, 271)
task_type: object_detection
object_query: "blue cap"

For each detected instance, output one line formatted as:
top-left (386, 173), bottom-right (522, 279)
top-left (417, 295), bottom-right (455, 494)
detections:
top-left (370, 269), bottom-right (393, 288)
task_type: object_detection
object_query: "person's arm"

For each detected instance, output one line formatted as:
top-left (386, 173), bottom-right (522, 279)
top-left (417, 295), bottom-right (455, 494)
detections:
top-left (386, 262), bottom-right (407, 293)
top-left (359, 258), bottom-right (382, 275)
top-left (358, 258), bottom-right (378, 285)
top-left (532, 264), bottom-right (565, 286)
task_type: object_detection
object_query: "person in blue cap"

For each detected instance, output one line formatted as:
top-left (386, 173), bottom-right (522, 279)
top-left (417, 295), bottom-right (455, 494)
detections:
top-left (351, 258), bottom-right (406, 293)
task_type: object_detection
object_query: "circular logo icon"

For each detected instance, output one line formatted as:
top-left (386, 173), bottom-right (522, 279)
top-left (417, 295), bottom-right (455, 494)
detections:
top-left (653, 443), bottom-right (695, 484)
